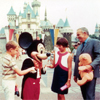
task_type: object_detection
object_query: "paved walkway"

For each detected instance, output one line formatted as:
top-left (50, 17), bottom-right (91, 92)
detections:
top-left (0, 54), bottom-right (100, 100)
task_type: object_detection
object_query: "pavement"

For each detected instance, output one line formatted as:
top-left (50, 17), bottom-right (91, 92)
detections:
top-left (0, 54), bottom-right (100, 100)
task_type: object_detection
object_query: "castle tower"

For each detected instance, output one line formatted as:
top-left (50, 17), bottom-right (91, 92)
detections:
top-left (56, 17), bottom-right (73, 48)
top-left (94, 23), bottom-right (100, 37)
top-left (32, 0), bottom-right (41, 16)
top-left (7, 6), bottom-right (17, 28)
top-left (23, 2), bottom-right (27, 12)
top-left (44, 8), bottom-right (47, 21)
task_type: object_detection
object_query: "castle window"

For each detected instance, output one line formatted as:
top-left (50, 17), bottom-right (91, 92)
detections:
top-left (28, 24), bottom-right (30, 28)
top-left (28, 14), bottom-right (30, 20)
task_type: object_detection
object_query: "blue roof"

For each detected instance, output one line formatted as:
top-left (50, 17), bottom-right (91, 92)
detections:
top-left (95, 29), bottom-right (99, 33)
top-left (22, 4), bottom-right (35, 18)
top-left (64, 18), bottom-right (70, 27)
top-left (56, 19), bottom-right (64, 27)
top-left (40, 21), bottom-right (46, 27)
top-left (9, 23), bottom-right (12, 26)
top-left (19, 11), bottom-right (22, 16)
top-left (24, 2), bottom-right (27, 5)
top-left (45, 21), bottom-right (51, 26)
top-left (0, 28), bottom-right (5, 34)
top-left (95, 23), bottom-right (98, 28)
top-left (7, 6), bottom-right (16, 15)
top-left (40, 20), bottom-right (52, 27)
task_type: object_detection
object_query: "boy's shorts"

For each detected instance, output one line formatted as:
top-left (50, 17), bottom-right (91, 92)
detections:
top-left (2, 79), bottom-right (15, 100)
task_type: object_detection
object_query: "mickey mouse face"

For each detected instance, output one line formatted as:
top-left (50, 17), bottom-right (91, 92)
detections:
top-left (18, 32), bottom-right (51, 63)
top-left (37, 43), bottom-right (45, 54)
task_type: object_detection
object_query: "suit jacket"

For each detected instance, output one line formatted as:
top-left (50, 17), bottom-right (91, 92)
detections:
top-left (74, 37), bottom-right (100, 78)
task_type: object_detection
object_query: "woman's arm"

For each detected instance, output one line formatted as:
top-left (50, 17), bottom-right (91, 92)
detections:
top-left (47, 52), bottom-right (55, 68)
top-left (66, 54), bottom-right (72, 87)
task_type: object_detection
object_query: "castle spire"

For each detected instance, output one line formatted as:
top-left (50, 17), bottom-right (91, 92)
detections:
top-left (44, 8), bottom-right (47, 21)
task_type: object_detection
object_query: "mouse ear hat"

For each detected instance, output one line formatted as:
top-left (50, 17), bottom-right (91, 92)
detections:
top-left (18, 32), bottom-right (33, 50)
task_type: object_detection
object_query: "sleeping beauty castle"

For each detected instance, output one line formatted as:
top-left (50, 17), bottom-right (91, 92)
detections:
top-left (0, 0), bottom-right (73, 52)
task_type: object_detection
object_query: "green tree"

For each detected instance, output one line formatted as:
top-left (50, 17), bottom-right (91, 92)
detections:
top-left (89, 34), bottom-right (100, 40)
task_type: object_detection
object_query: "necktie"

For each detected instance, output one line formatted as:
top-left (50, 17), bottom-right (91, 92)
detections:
top-left (81, 42), bottom-right (85, 51)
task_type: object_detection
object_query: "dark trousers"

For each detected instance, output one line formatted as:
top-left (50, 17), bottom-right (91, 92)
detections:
top-left (80, 78), bottom-right (97, 100)
top-left (74, 56), bottom-right (76, 62)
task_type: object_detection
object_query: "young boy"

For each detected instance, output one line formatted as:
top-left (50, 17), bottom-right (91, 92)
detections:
top-left (2, 41), bottom-right (35, 100)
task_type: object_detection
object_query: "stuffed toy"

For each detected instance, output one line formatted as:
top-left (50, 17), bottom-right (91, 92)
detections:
top-left (18, 32), bottom-right (50, 100)
top-left (77, 53), bottom-right (93, 86)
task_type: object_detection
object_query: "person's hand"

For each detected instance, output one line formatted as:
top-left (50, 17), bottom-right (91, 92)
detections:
top-left (43, 65), bottom-right (47, 71)
top-left (46, 64), bottom-right (53, 68)
top-left (86, 65), bottom-right (92, 71)
top-left (30, 67), bottom-right (36, 73)
top-left (65, 80), bottom-right (71, 88)
top-left (74, 76), bottom-right (77, 83)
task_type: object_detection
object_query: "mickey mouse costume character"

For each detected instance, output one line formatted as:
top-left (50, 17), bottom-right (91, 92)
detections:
top-left (18, 32), bottom-right (50, 100)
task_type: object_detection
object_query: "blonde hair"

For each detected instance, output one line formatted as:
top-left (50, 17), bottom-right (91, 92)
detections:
top-left (6, 41), bottom-right (18, 51)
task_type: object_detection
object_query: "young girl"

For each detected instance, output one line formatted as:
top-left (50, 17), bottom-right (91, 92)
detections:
top-left (47, 37), bottom-right (72, 100)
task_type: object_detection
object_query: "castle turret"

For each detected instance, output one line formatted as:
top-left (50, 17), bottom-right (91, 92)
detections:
top-left (94, 23), bottom-right (100, 37)
top-left (23, 2), bottom-right (27, 12)
top-left (56, 17), bottom-right (73, 48)
top-left (44, 8), bottom-right (47, 21)
top-left (32, 0), bottom-right (41, 16)
top-left (7, 6), bottom-right (17, 28)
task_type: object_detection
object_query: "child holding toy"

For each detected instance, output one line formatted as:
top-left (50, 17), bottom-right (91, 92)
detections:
top-left (47, 37), bottom-right (72, 100)
top-left (2, 41), bottom-right (35, 100)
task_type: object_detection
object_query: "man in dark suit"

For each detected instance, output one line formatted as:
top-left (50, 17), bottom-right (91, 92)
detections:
top-left (74, 27), bottom-right (100, 100)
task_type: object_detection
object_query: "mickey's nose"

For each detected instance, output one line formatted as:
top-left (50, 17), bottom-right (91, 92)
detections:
top-left (46, 53), bottom-right (51, 57)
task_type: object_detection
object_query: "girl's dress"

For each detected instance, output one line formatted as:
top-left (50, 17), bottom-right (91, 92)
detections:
top-left (51, 51), bottom-right (70, 94)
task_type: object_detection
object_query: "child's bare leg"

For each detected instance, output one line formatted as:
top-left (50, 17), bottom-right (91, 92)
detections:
top-left (15, 84), bottom-right (19, 96)
top-left (58, 94), bottom-right (65, 100)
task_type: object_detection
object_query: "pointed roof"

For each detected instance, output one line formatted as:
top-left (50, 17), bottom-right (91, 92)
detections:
top-left (45, 8), bottom-right (47, 16)
top-left (40, 21), bottom-right (46, 27)
top-left (19, 11), bottom-right (22, 16)
top-left (45, 21), bottom-right (52, 26)
top-left (56, 19), bottom-right (64, 27)
top-left (7, 6), bottom-right (16, 15)
top-left (44, 8), bottom-right (47, 21)
top-left (95, 29), bottom-right (99, 33)
top-left (95, 23), bottom-right (98, 28)
top-left (9, 23), bottom-right (12, 26)
top-left (40, 20), bottom-right (52, 27)
top-left (22, 4), bottom-right (35, 18)
top-left (24, 2), bottom-right (27, 5)
top-left (0, 28), bottom-right (5, 34)
top-left (64, 18), bottom-right (70, 27)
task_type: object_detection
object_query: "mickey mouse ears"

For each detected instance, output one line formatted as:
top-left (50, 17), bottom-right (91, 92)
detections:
top-left (18, 32), bottom-right (33, 50)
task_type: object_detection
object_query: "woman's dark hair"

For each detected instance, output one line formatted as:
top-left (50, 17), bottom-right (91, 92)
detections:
top-left (56, 37), bottom-right (68, 47)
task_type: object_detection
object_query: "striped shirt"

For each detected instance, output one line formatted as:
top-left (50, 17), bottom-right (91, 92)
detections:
top-left (2, 53), bottom-right (17, 80)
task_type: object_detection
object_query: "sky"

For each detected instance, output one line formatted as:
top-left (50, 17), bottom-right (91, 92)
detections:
top-left (0, 0), bottom-right (100, 36)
